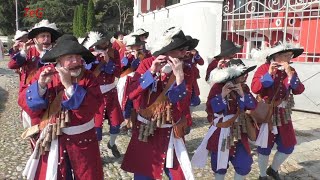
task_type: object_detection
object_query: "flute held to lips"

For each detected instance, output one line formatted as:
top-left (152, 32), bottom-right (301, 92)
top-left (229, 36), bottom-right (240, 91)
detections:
top-left (274, 62), bottom-right (293, 67)
top-left (42, 65), bottom-right (83, 77)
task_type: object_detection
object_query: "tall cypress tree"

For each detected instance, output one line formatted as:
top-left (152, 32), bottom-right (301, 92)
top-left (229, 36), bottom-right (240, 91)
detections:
top-left (72, 6), bottom-right (79, 37)
top-left (86, 0), bottom-right (95, 32)
top-left (78, 4), bottom-right (86, 37)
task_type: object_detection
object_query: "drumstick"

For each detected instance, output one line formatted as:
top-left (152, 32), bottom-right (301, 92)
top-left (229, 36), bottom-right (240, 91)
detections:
top-left (42, 65), bottom-right (83, 77)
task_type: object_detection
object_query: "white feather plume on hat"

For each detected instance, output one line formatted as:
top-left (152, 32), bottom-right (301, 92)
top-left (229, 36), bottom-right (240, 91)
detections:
top-left (30, 19), bottom-right (58, 31)
top-left (77, 37), bottom-right (85, 44)
top-left (149, 27), bottom-right (182, 54)
top-left (13, 30), bottom-right (28, 41)
top-left (252, 41), bottom-right (303, 63)
top-left (83, 31), bottom-right (103, 49)
top-left (208, 65), bottom-right (247, 84)
top-left (124, 35), bottom-right (137, 46)
top-left (110, 37), bottom-right (116, 43)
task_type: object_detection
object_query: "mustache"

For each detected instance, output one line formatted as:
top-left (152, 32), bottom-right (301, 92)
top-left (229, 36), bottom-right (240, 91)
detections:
top-left (42, 65), bottom-right (83, 77)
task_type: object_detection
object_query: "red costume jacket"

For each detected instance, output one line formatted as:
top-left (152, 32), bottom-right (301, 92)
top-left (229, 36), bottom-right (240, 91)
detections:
top-left (8, 46), bottom-right (42, 92)
top-left (182, 53), bottom-right (204, 126)
top-left (18, 65), bottom-right (103, 180)
top-left (87, 50), bottom-right (124, 135)
top-left (205, 58), bottom-right (219, 81)
top-left (112, 40), bottom-right (126, 60)
top-left (186, 53), bottom-right (204, 96)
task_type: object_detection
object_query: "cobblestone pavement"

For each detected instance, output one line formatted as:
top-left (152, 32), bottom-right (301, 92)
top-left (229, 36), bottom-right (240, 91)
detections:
top-left (0, 57), bottom-right (319, 180)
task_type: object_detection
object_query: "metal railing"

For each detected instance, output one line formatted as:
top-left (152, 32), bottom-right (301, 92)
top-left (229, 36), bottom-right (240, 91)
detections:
top-left (222, 0), bottom-right (320, 62)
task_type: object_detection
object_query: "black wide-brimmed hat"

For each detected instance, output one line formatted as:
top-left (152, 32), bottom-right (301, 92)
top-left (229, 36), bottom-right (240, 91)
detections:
top-left (185, 35), bottom-right (199, 51)
top-left (151, 27), bottom-right (195, 56)
top-left (214, 40), bottom-right (243, 59)
top-left (132, 28), bottom-right (149, 38)
top-left (266, 41), bottom-right (304, 61)
top-left (113, 31), bottom-right (126, 39)
top-left (92, 38), bottom-right (110, 47)
top-left (28, 20), bottom-right (61, 42)
top-left (208, 58), bottom-right (256, 83)
top-left (42, 34), bottom-right (95, 63)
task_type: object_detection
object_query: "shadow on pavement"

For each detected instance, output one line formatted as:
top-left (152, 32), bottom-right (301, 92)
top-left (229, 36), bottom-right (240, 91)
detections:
top-left (185, 136), bottom-right (205, 156)
top-left (295, 128), bottom-right (320, 146)
top-left (284, 160), bottom-right (320, 179)
top-left (298, 160), bottom-right (320, 168)
top-left (0, 86), bottom-right (9, 114)
top-left (0, 67), bottom-right (15, 75)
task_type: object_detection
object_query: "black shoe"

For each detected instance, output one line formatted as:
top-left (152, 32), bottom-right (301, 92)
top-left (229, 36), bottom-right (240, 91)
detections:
top-left (107, 142), bottom-right (121, 158)
top-left (259, 176), bottom-right (268, 180)
top-left (266, 166), bottom-right (281, 180)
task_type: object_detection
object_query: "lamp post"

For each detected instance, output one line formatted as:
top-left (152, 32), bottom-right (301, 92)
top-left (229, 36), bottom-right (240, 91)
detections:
top-left (15, 0), bottom-right (19, 31)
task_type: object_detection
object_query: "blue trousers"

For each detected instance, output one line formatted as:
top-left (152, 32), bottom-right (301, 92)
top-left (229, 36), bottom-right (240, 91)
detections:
top-left (211, 142), bottom-right (253, 176)
top-left (257, 134), bottom-right (294, 155)
top-left (95, 125), bottom-right (120, 141)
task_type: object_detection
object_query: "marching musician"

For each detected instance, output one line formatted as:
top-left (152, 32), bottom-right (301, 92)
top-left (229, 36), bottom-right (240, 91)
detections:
top-left (18, 35), bottom-right (103, 180)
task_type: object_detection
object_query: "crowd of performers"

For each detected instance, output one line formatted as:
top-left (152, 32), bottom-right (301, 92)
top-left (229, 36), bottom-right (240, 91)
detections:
top-left (8, 19), bottom-right (305, 180)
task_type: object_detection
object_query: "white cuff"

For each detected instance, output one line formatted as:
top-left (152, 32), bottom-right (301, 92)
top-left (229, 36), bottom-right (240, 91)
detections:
top-left (38, 83), bottom-right (47, 97)
top-left (39, 51), bottom-right (45, 58)
top-left (20, 49), bottom-right (27, 57)
top-left (65, 86), bottom-right (75, 99)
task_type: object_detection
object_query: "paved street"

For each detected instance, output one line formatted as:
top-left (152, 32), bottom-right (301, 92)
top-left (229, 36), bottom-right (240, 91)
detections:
top-left (0, 57), bottom-right (319, 180)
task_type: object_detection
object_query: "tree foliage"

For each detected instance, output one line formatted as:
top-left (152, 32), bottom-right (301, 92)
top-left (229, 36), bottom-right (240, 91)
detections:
top-left (0, 0), bottom-right (28, 35)
top-left (72, 6), bottom-right (79, 37)
top-left (0, 0), bottom-right (134, 36)
top-left (23, 0), bottom-right (88, 34)
top-left (77, 4), bottom-right (86, 37)
top-left (94, 0), bottom-right (133, 33)
top-left (86, 0), bottom-right (95, 32)
top-left (108, 0), bottom-right (134, 32)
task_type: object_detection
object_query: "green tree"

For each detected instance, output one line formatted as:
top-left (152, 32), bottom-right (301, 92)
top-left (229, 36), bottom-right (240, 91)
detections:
top-left (72, 6), bottom-right (79, 37)
top-left (77, 4), bottom-right (86, 37)
top-left (86, 0), bottom-right (95, 32)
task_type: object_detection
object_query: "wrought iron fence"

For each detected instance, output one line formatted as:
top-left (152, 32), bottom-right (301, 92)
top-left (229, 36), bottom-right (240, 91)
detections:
top-left (222, 0), bottom-right (320, 62)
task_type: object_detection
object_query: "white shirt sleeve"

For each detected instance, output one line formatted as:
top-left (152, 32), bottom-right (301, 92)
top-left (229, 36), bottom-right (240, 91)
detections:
top-left (20, 49), bottom-right (27, 57)
top-left (65, 86), bottom-right (75, 99)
